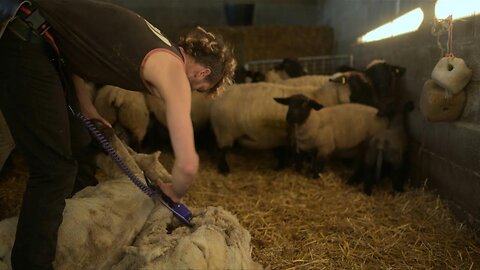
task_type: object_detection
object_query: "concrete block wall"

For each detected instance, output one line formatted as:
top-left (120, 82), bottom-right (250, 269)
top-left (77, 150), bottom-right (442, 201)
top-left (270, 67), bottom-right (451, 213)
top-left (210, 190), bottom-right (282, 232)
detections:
top-left (320, 0), bottom-right (480, 228)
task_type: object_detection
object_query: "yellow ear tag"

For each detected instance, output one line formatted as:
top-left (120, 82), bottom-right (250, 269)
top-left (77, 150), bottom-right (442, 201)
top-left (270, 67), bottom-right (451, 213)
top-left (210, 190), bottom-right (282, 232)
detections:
top-left (342, 77), bottom-right (346, 84)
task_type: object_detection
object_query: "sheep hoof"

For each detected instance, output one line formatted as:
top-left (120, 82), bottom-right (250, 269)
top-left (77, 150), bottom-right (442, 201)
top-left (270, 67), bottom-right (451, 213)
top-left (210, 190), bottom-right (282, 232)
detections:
top-left (363, 187), bottom-right (373, 196)
top-left (347, 175), bottom-right (361, 185)
top-left (218, 165), bottom-right (230, 176)
top-left (393, 187), bottom-right (405, 193)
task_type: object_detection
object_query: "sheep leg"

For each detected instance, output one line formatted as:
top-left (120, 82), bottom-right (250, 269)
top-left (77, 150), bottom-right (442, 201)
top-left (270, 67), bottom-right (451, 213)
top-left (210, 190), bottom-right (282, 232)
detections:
top-left (348, 165), bottom-right (363, 185)
top-left (348, 147), bottom-right (367, 185)
top-left (294, 150), bottom-right (305, 173)
top-left (274, 146), bottom-right (289, 171)
top-left (362, 163), bottom-right (375, 196)
top-left (217, 147), bottom-right (231, 175)
top-left (391, 162), bottom-right (405, 193)
top-left (311, 151), bottom-right (325, 179)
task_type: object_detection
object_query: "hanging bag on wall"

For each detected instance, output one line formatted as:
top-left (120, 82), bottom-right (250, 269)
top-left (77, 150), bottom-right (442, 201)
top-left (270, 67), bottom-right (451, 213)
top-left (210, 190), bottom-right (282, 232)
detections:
top-left (421, 15), bottom-right (471, 122)
top-left (431, 56), bottom-right (472, 94)
top-left (419, 79), bottom-right (466, 122)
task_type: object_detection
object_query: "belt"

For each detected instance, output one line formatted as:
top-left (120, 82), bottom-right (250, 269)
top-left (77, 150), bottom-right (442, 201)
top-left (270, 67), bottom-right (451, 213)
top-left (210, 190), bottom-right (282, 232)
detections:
top-left (8, 16), bottom-right (45, 45)
top-left (7, 1), bottom-right (60, 55)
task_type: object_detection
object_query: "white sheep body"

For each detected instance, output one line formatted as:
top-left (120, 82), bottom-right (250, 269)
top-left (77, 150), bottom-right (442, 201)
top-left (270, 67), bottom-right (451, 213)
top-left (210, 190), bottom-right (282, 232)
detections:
top-left (278, 74), bottom-right (331, 88)
top-left (366, 126), bottom-right (407, 166)
top-left (146, 91), bottom-right (213, 131)
top-left (295, 103), bottom-right (388, 157)
top-left (264, 69), bottom-right (289, 83)
top-left (362, 103), bottom-right (412, 194)
top-left (94, 85), bottom-right (150, 144)
top-left (210, 82), bottom-right (351, 149)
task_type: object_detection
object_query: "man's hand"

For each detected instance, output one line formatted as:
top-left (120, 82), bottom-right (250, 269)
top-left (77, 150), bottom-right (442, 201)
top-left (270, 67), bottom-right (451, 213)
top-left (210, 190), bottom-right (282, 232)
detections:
top-left (156, 180), bottom-right (182, 203)
top-left (71, 73), bottom-right (112, 128)
top-left (82, 106), bottom-right (112, 129)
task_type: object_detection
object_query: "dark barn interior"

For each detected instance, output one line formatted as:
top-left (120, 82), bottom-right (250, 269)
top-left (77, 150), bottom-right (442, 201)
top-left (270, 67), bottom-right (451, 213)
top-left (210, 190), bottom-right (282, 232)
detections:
top-left (0, 0), bottom-right (479, 269)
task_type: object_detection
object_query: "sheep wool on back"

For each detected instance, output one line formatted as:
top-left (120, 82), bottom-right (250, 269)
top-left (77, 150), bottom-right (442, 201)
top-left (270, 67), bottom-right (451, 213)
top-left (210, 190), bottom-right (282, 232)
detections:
top-left (295, 103), bottom-right (388, 156)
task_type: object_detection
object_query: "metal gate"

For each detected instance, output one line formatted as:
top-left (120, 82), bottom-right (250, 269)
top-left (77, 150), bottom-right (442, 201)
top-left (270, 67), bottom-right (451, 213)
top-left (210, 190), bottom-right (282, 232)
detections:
top-left (244, 54), bottom-right (354, 75)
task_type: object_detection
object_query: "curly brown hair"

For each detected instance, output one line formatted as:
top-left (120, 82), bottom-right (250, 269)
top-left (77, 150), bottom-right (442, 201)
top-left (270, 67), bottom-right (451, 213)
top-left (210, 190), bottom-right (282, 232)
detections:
top-left (178, 27), bottom-right (236, 96)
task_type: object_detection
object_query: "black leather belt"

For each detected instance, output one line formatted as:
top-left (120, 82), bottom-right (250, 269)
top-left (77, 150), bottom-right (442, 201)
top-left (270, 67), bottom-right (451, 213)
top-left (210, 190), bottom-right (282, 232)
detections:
top-left (8, 16), bottom-right (45, 45)
top-left (6, 1), bottom-right (59, 55)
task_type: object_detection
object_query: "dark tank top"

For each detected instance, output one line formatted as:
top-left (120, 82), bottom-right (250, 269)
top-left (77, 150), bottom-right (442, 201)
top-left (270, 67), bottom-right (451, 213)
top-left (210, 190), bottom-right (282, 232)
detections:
top-left (35, 0), bottom-right (183, 93)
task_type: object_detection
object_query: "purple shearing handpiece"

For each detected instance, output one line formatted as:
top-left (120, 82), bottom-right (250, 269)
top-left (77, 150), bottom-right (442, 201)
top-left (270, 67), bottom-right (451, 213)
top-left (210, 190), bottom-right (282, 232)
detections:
top-left (145, 175), bottom-right (193, 227)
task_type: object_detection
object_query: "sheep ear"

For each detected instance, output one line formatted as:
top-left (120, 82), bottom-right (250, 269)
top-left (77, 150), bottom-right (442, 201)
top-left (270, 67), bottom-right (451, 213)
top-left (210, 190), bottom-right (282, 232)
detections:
top-left (273, 97), bottom-right (290, 105)
top-left (330, 75), bottom-right (347, 84)
top-left (309, 100), bottom-right (323, 111)
top-left (392, 65), bottom-right (406, 76)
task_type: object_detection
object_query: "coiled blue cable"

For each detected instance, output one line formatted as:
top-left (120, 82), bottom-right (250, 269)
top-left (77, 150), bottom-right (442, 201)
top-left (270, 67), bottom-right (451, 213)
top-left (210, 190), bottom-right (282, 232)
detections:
top-left (69, 106), bottom-right (192, 226)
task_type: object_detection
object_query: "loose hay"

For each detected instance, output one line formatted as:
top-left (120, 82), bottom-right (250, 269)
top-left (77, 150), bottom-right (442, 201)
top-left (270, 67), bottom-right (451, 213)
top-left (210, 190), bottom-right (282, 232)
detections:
top-left (1, 147), bottom-right (479, 269)
top-left (181, 148), bottom-right (480, 270)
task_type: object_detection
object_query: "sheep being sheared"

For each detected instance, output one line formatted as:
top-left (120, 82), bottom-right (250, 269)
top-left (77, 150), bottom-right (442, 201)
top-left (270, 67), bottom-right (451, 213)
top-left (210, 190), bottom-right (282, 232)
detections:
top-left (0, 134), bottom-right (261, 270)
top-left (0, 134), bottom-right (156, 270)
top-left (111, 206), bottom-right (262, 270)
top-left (274, 94), bottom-right (388, 179)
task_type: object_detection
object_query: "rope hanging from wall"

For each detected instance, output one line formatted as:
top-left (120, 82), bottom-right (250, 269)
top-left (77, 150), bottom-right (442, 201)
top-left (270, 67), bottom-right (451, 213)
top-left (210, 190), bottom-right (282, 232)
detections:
top-left (431, 15), bottom-right (454, 58)
top-left (421, 14), bottom-right (472, 123)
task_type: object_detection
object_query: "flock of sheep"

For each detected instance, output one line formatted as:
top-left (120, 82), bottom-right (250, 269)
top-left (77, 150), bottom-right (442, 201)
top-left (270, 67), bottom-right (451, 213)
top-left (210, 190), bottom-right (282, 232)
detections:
top-left (0, 58), bottom-right (412, 269)
top-left (94, 58), bottom-right (411, 195)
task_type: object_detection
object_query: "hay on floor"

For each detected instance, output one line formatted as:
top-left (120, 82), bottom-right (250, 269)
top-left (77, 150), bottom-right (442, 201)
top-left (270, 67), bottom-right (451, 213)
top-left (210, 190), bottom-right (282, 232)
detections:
top-left (1, 148), bottom-right (479, 269)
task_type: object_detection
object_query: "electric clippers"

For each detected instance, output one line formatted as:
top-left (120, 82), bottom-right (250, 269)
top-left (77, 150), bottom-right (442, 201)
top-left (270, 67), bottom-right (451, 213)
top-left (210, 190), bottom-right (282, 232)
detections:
top-left (145, 175), bottom-right (193, 227)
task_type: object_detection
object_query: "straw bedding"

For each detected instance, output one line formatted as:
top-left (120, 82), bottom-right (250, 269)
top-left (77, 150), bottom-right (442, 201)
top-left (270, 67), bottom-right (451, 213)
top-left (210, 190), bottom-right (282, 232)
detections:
top-left (1, 147), bottom-right (479, 269)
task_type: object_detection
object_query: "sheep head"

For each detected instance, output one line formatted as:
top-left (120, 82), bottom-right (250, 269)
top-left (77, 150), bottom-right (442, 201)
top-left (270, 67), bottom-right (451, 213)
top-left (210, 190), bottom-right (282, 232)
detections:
top-left (273, 94), bottom-right (323, 125)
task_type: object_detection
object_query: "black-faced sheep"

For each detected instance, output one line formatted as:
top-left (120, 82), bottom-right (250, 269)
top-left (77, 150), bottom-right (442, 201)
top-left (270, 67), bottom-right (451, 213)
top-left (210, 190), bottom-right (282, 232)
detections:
top-left (365, 59), bottom-right (406, 102)
top-left (264, 58), bottom-right (308, 83)
top-left (274, 58), bottom-right (308, 78)
top-left (360, 100), bottom-right (414, 195)
top-left (329, 71), bottom-right (377, 107)
top-left (210, 72), bottom-right (380, 175)
top-left (209, 81), bottom-right (354, 174)
top-left (274, 94), bottom-right (388, 179)
top-left (234, 66), bottom-right (265, 83)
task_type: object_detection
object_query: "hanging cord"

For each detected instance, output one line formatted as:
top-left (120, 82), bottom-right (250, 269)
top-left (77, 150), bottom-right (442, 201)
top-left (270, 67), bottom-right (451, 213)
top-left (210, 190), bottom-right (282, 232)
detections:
top-left (431, 15), bottom-right (454, 58)
top-left (431, 15), bottom-right (455, 110)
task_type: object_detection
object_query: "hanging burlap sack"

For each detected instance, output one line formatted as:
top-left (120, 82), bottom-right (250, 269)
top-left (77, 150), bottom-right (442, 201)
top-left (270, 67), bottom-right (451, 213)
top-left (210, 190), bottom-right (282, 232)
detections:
top-left (431, 57), bottom-right (472, 94)
top-left (420, 79), bottom-right (466, 122)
